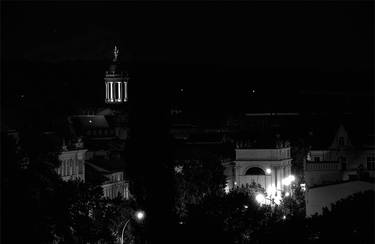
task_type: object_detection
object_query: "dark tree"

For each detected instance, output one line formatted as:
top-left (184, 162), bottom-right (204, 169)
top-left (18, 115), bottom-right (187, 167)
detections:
top-left (307, 191), bottom-right (375, 244)
top-left (174, 152), bottom-right (227, 218)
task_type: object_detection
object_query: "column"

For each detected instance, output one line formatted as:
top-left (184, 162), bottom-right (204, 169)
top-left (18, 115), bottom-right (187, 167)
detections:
top-left (105, 83), bottom-right (109, 102)
top-left (117, 82), bottom-right (122, 102)
top-left (123, 81), bottom-right (128, 102)
top-left (109, 82), bottom-right (114, 102)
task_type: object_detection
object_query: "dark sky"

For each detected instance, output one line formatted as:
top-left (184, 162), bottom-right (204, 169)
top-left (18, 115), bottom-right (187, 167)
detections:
top-left (2, 2), bottom-right (374, 70)
top-left (2, 1), bottom-right (374, 124)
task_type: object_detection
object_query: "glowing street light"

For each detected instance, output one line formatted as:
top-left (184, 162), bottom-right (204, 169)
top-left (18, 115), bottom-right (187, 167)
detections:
top-left (135, 210), bottom-right (145, 221)
top-left (255, 193), bottom-right (266, 205)
top-left (266, 185), bottom-right (277, 196)
top-left (285, 192), bottom-right (290, 197)
top-left (289, 175), bottom-right (296, 182)
top-left (282, 175), bottom-right (296, 186)
top-left (121, 210), bottom-right (146, 244)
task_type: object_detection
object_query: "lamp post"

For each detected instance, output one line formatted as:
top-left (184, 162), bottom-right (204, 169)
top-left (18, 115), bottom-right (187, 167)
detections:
top-left (120, 210), bottom-right (145, 244)
top-left (120, 219), bottom-right (131, 244)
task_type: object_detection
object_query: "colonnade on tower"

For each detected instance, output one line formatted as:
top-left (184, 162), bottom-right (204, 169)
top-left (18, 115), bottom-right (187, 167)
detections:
top-left (105, 46), bottom-right (129, 104)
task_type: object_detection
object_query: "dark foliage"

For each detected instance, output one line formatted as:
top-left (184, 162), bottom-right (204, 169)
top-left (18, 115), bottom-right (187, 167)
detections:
top-left (307, 191), bottom-right (375, 244)
top-left (2, 132), bottom-right (136, 244)
top-left (174, 152), bottom-right (227, 218)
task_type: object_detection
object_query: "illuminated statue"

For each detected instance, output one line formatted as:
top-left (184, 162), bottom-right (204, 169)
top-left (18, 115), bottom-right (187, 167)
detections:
top-left (113, 46), bottom-right (119, 62)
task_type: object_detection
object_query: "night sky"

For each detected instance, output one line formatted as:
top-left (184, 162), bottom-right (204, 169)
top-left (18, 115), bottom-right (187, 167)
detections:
top-left (3, 2), bottom-right (373, 67)
top-left (2, 2), bottom-right (374, 125)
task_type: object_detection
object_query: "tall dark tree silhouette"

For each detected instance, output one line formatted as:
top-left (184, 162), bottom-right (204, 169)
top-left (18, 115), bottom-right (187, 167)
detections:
top-left (125, 68), bottom-right (176, 243)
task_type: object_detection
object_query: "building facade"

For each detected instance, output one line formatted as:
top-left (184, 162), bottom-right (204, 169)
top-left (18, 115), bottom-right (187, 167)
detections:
top-left (102, 171), bottom-right (130, 199)
top-left (86, 161), bottom-right (129, 200)
top-left (305, 124), bottom-right (375, 187)
top-left (57, 148), bottom-right (87, 182)
top-left (224, 146), bottom-right (293, 203)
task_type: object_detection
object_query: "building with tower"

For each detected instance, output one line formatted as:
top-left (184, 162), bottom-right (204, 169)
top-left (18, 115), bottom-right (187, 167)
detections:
top-left (105, 46), bottom-right (129, 104)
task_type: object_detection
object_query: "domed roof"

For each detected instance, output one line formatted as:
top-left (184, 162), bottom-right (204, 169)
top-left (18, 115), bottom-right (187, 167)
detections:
top-left (109, 63), bottom-right (118, 72)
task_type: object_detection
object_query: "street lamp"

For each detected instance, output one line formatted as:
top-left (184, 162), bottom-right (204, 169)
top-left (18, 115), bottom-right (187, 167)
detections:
top-left (135, 210), bottom-right (145, 221)
top-left (282, 175), bottom-right (296, 186)
top-left (255, 193), bottom-right (266, 205)
top-left (121, 210), bottom-right (146, 244)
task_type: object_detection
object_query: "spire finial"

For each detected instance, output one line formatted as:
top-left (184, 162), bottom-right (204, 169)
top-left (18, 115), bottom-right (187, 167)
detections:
top-left (113, 46), bottom-right (119, 62)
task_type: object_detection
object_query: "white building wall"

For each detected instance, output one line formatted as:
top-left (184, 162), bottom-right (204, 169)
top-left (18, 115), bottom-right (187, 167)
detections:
top-left (307, 148), bottom-right (375, 186)
top-left (57, 149), bottom-right (87, 182)
top-left (102, 172), bottom-right (129, 199)
top-left (224, 147), bottom-right (293, 196)
top-left (306, 181), bottom-right (375, 216)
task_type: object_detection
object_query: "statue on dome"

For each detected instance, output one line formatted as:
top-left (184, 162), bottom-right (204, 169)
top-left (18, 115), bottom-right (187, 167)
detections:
top-left (113, 46), bottom-right (119, 62)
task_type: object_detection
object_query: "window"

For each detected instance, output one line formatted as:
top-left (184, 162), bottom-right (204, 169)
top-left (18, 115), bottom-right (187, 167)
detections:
top-left (367, 154), bottom-right (375, 170)
top-left (245, 167), bottom-right (265, 175)
top-left (338, 136), bottom-right (345, 146)
top-left (314, 157), bottom-right (320, 163)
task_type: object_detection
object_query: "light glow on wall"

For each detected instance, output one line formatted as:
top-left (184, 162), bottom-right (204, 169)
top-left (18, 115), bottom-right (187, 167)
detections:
top-left (267, 185), bottom-right (277, 196)
top-left (266, 185), bottom-right (282, 205)
top-left (266, 168), bottom-right (272, 174)
top-left (224, 184), bottom-right (230, 194)
top-left (282, 175), bottom-right (296, 186)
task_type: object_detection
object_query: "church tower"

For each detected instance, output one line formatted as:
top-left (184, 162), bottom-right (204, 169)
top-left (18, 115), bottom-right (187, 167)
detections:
top-left (105, 46), bottom-right (129, 104)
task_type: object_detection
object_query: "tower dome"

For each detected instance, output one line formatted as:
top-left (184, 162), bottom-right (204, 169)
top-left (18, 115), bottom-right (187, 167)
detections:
top-left (104, 46), bottom-right (129, 103)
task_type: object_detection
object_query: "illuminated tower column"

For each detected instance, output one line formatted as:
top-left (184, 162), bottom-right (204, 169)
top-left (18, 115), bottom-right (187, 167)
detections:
top-left (105, 83), bottom-right (108, 102)
top-left (109, 82), bottom-right (114, 102)
top-left (123, 81), bottom-right (128, 102)
top-left (117, 82), bottom-right (122, 102)
top-left (104, 46), bottom-right (129, 104)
